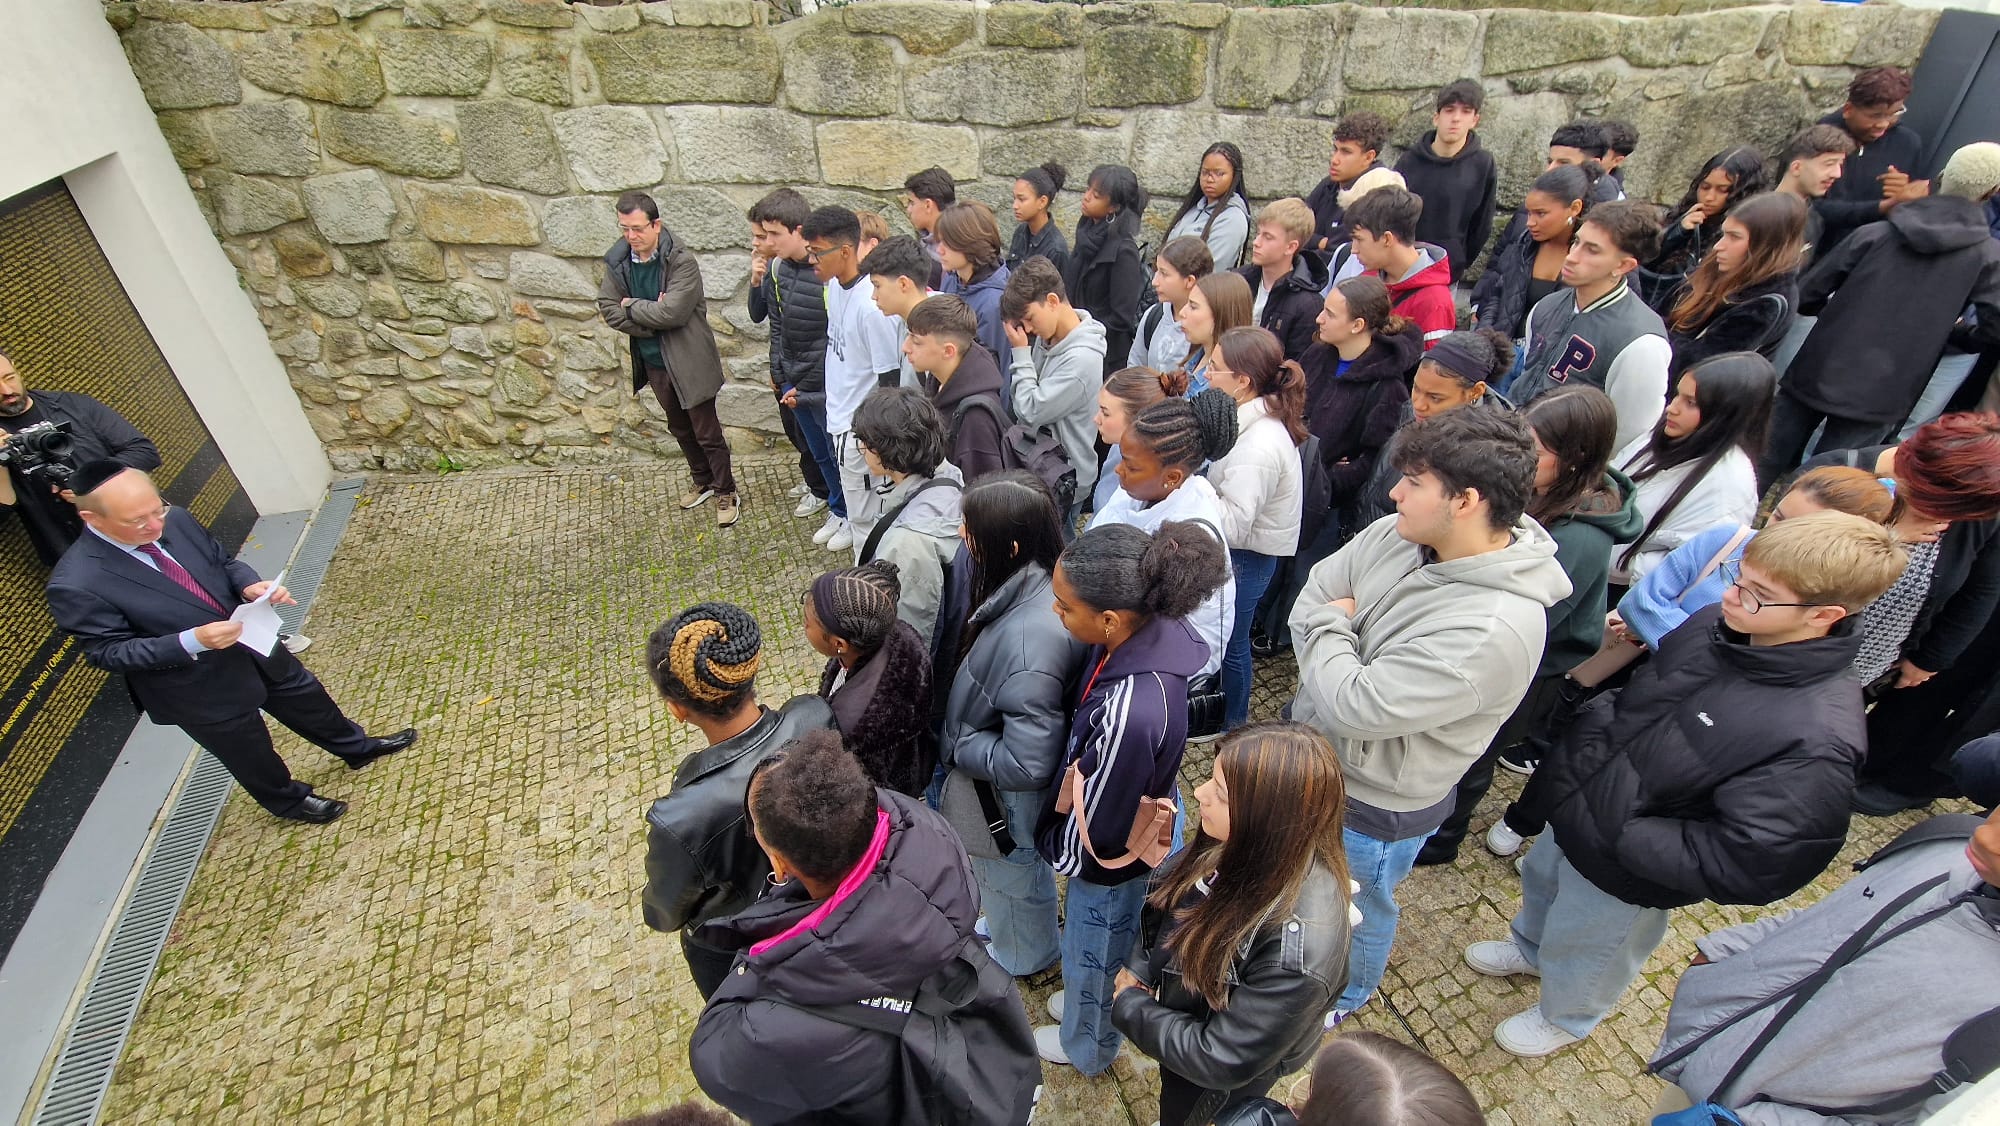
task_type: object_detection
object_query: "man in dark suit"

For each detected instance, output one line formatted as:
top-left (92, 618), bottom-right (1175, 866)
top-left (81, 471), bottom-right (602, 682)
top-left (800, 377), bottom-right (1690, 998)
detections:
top-left (46, 463), bottom-right (415, 824)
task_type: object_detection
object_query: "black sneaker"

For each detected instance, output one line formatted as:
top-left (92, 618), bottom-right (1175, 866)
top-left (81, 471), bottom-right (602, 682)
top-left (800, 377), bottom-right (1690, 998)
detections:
top-left (1497, 748), bottom-right (1539, 776)
top-left (1250, 631), bottom-right (1281, 659)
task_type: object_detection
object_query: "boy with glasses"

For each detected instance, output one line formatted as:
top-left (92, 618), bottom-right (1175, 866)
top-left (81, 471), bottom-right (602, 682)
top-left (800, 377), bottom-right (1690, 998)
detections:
top-left (801, 206), bottom-right (904, 555)
top-left (1814, 66), bottom-right (1927, 256)
top-left (1462, 511), bottom-right (1908, 1058)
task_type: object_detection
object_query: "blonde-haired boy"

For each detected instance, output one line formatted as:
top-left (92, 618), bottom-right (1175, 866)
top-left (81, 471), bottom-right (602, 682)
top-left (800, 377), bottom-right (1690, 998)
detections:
top-left (1463, 510), bottom-right (1908, 1058)
top-left (1238, 196), bottom-right (1331, 361)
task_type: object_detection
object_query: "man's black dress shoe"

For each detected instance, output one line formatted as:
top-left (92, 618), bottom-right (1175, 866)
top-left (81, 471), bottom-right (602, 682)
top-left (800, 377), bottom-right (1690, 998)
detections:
top-left (1850, 782), bottom-right (1934, 817)
top-left (281, 795), bottom-right (348, 824)
top-left (344, 727), bottom-right (418, 770)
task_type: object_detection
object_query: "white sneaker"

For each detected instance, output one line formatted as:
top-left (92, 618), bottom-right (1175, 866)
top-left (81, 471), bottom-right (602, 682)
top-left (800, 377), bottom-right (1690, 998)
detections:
top-left (1494, 1005), bottom-right (1583, 1057)
top-left (827, 520), bottom-right (854, 553)
top-left (793, 492), bottom-right (827, 518)
top-left (1515, 852), bottom-right (1528, 876)
top-left (1465, 939), bottom-right (1540, 978)
top-left (788, 482), bottom-right (810, 498)
top-left (1485, 820), bottom-right (1526, 857)
top-left (974, 915), bottom-right (991, 940)
top-left (811, 514), bottom-right (841, 545)
top-left (1321, 1007), bottom-right (1352, 1030)
top-left (1045, 992), bottom-right (1064, 1023)
top-left (279, 632), bottom-right (312, 654)
top-left (1033, 1025), bottom-right (1071, 1066)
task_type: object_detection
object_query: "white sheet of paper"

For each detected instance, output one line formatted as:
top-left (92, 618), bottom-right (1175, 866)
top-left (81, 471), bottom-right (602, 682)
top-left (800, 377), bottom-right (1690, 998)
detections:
top-left (228, 568), bottom-right (285, 657)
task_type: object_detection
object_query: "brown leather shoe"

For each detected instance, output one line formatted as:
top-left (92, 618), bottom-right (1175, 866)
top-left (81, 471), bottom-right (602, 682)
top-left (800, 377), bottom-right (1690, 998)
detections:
top-left (716, 494), bottom-right (740, 527)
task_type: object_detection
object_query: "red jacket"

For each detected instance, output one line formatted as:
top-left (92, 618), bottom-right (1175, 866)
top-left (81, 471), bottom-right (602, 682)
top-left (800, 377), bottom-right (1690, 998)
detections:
top-left (1386, 246), bottom-right (1457, 350)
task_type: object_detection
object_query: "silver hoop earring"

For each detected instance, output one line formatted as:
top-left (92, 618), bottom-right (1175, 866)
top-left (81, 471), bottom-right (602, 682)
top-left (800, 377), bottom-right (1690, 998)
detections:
top-left (767, 871), bottom-right (786, 886)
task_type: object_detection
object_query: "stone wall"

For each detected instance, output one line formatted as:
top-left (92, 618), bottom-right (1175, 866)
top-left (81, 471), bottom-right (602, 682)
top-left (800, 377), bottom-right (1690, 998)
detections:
top-left (105, 0), bottom-right (1936, 472)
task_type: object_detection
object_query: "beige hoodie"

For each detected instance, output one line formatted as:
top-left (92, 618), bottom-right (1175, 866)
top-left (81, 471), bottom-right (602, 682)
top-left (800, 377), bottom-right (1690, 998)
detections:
top-left (1289, 512), bottom-right (1572, 814)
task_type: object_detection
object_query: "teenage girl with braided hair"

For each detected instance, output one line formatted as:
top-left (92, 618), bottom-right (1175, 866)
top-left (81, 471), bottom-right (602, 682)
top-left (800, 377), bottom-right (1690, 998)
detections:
top-left (641, 602), bottom-right (837, 998)
top-left (1034, 520), bottom-right (1230, 1074)
top-left (801, 560), bottom-right (935, 797)
top-left (1091, 389), bottom-right (1241, 681)
top-left (1093, 365), bottom-right (1190, 514)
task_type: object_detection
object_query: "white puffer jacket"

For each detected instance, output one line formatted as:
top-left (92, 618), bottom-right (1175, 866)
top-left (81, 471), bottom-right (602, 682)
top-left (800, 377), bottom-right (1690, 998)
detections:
top-left (1208, 396), bottom-right (1303, 557)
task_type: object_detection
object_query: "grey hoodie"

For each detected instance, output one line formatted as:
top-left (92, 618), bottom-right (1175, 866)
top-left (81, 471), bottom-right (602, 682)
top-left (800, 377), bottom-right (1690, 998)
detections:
top-left (1009, 310), bottom-right (1109, 497)
top-left (866, 462), bottom-right (965, 649)
top-left (1289, 513), bottom-right (1572, 819)
top-left (1653, 828), bottom-right (1999, 1125)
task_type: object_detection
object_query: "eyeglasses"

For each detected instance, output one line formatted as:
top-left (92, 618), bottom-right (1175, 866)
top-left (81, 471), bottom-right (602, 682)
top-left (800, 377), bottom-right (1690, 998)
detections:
top-left (1721, 561), bottom-right (1817, 614)
top-left (113, 502), bottom-right (171, 530)
top-left (804, 244), bottom-right (846, 263)
top-left (618, 220), bottom-right (656, 235)
top-left (1852, 103), bottom-right (1907, 125)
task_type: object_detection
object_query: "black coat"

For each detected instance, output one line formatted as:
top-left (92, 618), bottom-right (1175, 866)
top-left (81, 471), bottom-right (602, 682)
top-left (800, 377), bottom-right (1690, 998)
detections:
top-left (1299, 325), bottom-right (1423, 510)
top-left (1237, 252), bottom-right (1332, 363)
top-left (1468, 221), bottom-right (1542, 340)
top-left (1802, 444), bottom-right (2000, 673)
top-left (1543, 605), bottom-right (1868, 910)
top-left (1113, 861), bottom-right (1351, 1100)
top-left (643, 695), bottom-right (838, 937)
top-left (1787, 195), bottom-right (2000, 425)
top-left (747, 256), bottom-right (828, 395)
top-left (1064, 213), bottom-right (1146, 368)
top-left (1666, 271), bottom-right (1799, 378)
top-left (689, 789), bottom-right (1037, 1126)
top-left (1811, 111), bottom-right (1924, 257)
top-left (821, 620), bottom-right (936, 798)
top-left (46, 506), bottom-right (288, 727)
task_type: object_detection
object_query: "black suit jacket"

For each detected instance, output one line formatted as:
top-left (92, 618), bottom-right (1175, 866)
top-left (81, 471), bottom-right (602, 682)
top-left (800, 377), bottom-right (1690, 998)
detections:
top-left (46, 507), bottom-right (298, 727)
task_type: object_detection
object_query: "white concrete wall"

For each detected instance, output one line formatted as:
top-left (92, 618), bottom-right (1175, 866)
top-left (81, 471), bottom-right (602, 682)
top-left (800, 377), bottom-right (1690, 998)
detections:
top-left (0, 0), bottom-right (328, 514)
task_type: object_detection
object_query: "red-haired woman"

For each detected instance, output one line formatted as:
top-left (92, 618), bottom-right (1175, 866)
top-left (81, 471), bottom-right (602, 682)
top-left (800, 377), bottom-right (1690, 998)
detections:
top-left (1799, 413), bottom-right (2000, 815)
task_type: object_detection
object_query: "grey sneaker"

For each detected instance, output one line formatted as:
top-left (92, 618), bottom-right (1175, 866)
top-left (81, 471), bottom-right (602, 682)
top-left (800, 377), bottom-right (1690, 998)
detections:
top-left (793, 492), bottom-right (827, 518)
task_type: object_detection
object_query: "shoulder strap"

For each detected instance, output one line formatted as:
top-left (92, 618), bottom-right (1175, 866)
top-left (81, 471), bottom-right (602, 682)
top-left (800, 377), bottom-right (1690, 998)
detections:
top-left (858, 479), bottom-right (963, 565)
top-left (1675, 525), bottom-right (1754, 604)
top-left (1142, 301), bottom-right (1166, 344)
top-left (1856, 813), bottom-right (1988, 871)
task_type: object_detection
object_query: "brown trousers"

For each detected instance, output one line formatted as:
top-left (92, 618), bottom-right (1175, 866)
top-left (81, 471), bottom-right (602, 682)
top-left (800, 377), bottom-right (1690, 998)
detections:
top-left (646, 366), bottom-right (735, 496)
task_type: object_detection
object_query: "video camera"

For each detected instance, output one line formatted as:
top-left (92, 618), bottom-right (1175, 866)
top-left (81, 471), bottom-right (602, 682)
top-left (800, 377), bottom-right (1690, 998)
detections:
top-left (0, 421), bottom-right (79, 491)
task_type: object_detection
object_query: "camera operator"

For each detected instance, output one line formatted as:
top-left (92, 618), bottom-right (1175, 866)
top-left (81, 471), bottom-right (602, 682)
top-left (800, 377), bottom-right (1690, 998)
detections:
top-left (1, 348), bottom-right (161, 566)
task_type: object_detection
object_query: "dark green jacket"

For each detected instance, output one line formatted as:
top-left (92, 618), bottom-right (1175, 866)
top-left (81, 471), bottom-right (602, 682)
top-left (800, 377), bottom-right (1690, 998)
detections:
top-left (1540, 467), bottom-right (1643, 676)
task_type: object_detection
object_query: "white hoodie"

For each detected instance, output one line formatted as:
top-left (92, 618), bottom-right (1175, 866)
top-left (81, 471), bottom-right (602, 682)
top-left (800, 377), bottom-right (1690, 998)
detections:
top-left (1090, 475), bottom-right (1236, 678)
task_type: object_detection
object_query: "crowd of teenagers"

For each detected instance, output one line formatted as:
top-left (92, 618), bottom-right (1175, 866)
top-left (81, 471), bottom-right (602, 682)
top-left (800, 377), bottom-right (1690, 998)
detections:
top-left (623, 64), bottom-right (2000, 1126)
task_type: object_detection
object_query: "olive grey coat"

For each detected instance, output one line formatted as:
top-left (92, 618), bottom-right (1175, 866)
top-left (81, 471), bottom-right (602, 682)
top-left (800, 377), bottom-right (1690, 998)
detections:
top-left (597, 231), bottom-right (725, 409)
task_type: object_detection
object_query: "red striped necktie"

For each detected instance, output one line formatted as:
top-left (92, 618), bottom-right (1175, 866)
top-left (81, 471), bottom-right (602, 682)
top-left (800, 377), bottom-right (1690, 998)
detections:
top-left (136, 542), bottom-right (227, 614)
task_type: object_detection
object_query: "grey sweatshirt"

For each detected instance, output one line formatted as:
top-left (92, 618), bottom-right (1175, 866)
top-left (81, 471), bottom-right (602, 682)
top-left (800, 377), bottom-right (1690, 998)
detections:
top-left (1009, 311), bottom-right (1108, 497)
top-left (1289, 513), bottom-right (1571, 819)
top-left (1653, 831), bottom-right (1999, 1125)
top-left (867, 462), bottom-right (965, 650)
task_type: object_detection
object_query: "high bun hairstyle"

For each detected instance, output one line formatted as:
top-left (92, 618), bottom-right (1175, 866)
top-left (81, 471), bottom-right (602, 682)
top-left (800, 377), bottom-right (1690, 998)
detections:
top-left (648, 602), bottom-right (763, 718)
top-left (1059, 521), bottom-right (1229, 623)
top-left (1126, 389), bottom-right (1240, 475)
top-left (808, 559), bottom-right (902, 654)
top-left (1018, 161), bottom-right (1067, 203)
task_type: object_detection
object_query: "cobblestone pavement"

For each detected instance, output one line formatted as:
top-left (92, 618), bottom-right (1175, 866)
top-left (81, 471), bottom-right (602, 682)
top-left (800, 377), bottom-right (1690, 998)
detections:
top-left (99, 459), bottom-right (1964, 1125)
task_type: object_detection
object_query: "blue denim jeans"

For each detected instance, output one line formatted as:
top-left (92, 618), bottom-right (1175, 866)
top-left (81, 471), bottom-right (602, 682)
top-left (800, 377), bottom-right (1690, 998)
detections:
top-left (1337, 826), bottom-right (1428, 1012)
top-left (1898, 352), bottom-right (1981, 441)
top-left (1509, 834), bottom-right (1672, 1038)
top-left (1223, 549), bottom-right (1279, 731)
top-left (969, 787), bottom-right (1061, 976)
top-left (793, 399), bottom-right (845, 519)
top-left (1058, 789), bottom-right (1186, 1074)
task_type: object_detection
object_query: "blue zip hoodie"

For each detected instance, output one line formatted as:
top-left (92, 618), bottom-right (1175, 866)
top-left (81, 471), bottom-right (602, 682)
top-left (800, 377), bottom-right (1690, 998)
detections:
top-left (940, 263), bottom-right (1013, 367)
top-left (1036, 613), bottom-right (1209, 886)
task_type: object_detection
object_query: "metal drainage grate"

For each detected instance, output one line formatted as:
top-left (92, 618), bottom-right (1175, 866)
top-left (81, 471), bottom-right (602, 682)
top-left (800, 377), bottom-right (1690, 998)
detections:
top-left (30, 478), bottom-right (368, 1126)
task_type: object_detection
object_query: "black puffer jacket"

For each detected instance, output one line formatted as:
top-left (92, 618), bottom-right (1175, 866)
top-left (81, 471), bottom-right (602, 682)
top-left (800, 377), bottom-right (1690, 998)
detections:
top-left (1113, 862), bottom-right (1352, 1099)
top-left (1299, 325), bottom-right (1423, 513)
top-left (690, 789), bottom-right (1038, 1126)
top-left (747, 255), bottom-right (828, 395)
top-left (1237, 252), bottom-right (1332, 363)
top-left (1665, 271), bottom-right (1799, 378)
top-left (642, 695), bottom-right (837, 936)
top-left (1542, 604), bottom-right (1868, 910)
top-left (1469, 220), bottom-right (1543, 341)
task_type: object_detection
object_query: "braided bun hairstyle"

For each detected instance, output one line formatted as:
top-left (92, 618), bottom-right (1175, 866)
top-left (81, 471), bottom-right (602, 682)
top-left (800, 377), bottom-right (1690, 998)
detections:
top-left (647, 602), bottom-right (762, 718)
top-left (809, 559), bottom-right (902, 654)
top-left (1127, 388), bottom-right (1239, 475)
top-left (1059, 521), bottom-right (1228, 623)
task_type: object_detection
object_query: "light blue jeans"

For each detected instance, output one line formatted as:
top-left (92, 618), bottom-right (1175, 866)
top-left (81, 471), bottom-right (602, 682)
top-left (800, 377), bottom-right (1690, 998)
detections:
top-left (1058, 789), bottom-right (1186, 1074)
top-left (1509, 833), bottom-right (1672, 1038)
top-left (1223, 549), bottom-right (1280, 731)
top-left (1337, 827), bottom-right (1428, 1012)
top-left (969, 786), bottom-right (1061, 976)
top-left (1898, 352), bottom-right (1980, 441)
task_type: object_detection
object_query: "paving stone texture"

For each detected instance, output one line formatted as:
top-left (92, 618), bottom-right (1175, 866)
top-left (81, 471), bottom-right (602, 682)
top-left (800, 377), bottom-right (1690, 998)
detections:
top-left (99, 459), bottom-right (1965, 1124)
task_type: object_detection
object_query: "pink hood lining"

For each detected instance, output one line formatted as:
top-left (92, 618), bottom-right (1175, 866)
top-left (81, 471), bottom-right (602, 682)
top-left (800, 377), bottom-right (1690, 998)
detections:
top-left (748, 807), bottom-right (891, 958)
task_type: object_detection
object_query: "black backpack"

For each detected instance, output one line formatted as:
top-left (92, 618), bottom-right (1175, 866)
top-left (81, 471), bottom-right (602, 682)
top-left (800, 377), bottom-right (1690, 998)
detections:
top-left (949, 394), bottom-right (1077, 513)
top-left (777, 935), bottom-right (1041, 1126)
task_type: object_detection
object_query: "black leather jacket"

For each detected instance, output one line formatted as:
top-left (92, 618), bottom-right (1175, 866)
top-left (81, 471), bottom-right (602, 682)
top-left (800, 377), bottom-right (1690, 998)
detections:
top-left (1112, 861), bottom-right (1351, 1096)
top-left (641, 695), bottom-right (836, 935)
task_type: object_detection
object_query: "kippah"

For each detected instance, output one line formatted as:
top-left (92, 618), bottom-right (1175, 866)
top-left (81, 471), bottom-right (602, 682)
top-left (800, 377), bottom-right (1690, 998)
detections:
top-left (1425, 333), bottom-right (1494, 385)
top-left (71, 460), bottom-right (130, 496)
top-left (659, 603), bottom-right (761, 705)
